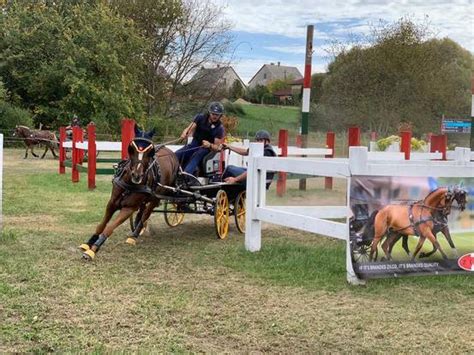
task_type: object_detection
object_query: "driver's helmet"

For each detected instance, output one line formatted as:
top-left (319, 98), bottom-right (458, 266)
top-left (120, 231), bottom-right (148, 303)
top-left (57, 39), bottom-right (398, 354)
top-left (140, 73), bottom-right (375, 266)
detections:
top-left (208, 101), bottom-right (224, 116)
top-left (255, 130), bottom-right (271, 141)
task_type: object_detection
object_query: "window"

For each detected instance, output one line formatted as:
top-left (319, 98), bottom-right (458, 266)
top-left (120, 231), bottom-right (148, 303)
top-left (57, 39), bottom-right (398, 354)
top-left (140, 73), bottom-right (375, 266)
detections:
top-left (263, 73), bottom-right (267, 79)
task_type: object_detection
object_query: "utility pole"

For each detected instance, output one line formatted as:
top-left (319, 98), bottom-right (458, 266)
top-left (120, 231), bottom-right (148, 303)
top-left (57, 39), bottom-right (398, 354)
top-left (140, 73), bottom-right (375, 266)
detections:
top-left (299, 24), bottom-right (314, 191)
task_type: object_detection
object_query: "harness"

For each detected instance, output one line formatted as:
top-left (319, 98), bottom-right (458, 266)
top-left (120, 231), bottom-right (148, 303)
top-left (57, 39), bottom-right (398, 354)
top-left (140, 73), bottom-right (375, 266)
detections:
top-left (407, 203), bottom-right (434, 237)
top-left (112, 143), bottom-right (165, 202)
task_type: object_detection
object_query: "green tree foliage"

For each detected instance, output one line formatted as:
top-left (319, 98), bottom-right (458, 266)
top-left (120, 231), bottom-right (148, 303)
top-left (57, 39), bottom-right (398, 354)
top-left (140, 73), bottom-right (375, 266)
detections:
top-left (0, 80), bottom-right (33, 130)
top-left (267, 78), bottom-right (292, 93)
top-left (244, 85), bottom-right (270, 104)
top-left (314, 18), bottom-right (472, 135)
top-left (0, 1), bottom-right (146, 131)
top-left (229, 79), bottom-right (244, 100)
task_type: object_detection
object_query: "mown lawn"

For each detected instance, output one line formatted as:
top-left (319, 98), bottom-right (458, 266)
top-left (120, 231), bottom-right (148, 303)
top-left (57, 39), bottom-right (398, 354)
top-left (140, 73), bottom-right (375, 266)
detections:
top-left (0, 149), bottom-right (473, 352)
top-left (234, 104), bottom-right (300, 138)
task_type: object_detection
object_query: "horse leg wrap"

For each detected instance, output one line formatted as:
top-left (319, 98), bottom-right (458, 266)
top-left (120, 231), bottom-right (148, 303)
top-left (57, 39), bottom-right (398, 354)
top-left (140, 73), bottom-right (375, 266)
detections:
top-left (92, 234), bottom-right (108, 251)
top-left (132, 221), bottom-right (144, 238)
top-left (79, 234), bottom-right (99, 251)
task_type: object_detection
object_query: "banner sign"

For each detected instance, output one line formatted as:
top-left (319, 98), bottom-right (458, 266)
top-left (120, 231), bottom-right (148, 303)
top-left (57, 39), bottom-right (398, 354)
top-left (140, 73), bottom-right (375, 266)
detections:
top-left (349, 176), bottom-right (473, 279)
top-left (441, 118), bottom-right (471, 133)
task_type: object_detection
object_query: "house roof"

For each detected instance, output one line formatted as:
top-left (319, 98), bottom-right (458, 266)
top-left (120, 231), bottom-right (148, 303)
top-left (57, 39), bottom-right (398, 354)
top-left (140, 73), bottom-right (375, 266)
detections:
top-left (290, 77), bottom-right (304, 85)
top-left (273, 88), bottom-right (293, 97)
top-left (248, 63), bottom-right (303, 85)
top-left (188, 66), bottom-right (246, 88)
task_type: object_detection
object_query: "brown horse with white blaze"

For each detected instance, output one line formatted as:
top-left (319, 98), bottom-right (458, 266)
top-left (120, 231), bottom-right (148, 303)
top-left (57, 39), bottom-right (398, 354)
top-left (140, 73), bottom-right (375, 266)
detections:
top-left (13, 125), bottom-right (58, 159)
top-left (80, 127), bottom-right (179, 260)
top-left (367, 187), bottom-right (453, 262)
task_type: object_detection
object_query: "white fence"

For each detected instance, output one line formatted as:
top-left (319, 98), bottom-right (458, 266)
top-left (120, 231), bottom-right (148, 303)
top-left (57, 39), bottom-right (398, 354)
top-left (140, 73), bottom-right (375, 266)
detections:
top-left (244, 144), bottom-right (474, 284)
top-left (0, 134), bottom-right (3, 232)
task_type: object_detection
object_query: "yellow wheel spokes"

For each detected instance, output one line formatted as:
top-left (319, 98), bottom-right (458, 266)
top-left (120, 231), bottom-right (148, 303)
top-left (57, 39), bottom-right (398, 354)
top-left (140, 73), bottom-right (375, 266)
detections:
top-left (164, 202), bottom-right (184, 227)
top-left (214, 190), bottom-right (229, 239)
top-left (235, 191), bottom-right (246, 233)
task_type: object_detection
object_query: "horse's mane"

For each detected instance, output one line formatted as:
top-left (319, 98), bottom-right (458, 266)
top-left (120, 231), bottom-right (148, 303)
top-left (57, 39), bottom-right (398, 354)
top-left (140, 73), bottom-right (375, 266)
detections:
top-left (423, 187), bottom-right (447, 203)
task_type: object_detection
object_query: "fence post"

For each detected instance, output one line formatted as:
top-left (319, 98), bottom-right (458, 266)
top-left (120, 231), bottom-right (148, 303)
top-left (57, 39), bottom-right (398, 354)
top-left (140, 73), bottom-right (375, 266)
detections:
top-left (347, 146), bottom-right (368, 285)
top-left (245, 142), bottom-right (264, 252)
top-left (348, 126), bottom-right (360, 148)
top-left (78, 127), bottom-right (84, 164)
top-left (87, 122), bottom-right (96, 190)
top-left (277, 129), bottom-right (288, 197)
top-left (325, 132), bottom-right (335, 190)
top-left (121, 118), bottom-right (135, 160)
top-left (0, 134), bottom-right (3, 233)
top-left (400, 130), bottom-right (411, 160)
top-left (430, 134), bottom-right (447, 160)
top-left (59, 126), bottom-right (66, 174)
top-left (72, 126), bottom-right (81, 183)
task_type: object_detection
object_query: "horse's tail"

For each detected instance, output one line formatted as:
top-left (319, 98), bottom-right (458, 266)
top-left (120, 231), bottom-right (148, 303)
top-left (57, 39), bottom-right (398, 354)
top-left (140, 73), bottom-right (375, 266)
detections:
top-left (362, 210), bottom-right (378, 242)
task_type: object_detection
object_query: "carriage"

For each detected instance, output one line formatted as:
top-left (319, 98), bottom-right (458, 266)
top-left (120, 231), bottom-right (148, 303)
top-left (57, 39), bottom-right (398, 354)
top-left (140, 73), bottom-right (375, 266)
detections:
top-left (128, 150), bottom-right (247, 240)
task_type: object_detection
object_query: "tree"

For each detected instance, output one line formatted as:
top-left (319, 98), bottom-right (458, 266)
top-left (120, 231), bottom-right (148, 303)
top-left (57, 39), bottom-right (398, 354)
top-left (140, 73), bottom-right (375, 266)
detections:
top-left (229, 79), bottom-right (244, 100)
top-left (0, 1), bottom-right (146, 130)
top-left (108, 0), bottom-right (184, 116)
top-left (315, 18), bottom-right (472, 135)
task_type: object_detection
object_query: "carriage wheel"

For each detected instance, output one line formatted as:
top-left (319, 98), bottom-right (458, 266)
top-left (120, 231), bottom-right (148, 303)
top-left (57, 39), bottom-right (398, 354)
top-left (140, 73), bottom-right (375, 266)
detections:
top-left (351, 241), bottom-right (377, 263)
top-left (164, 202), bottom-right (185, 227)
top-left (214, 190), bottom-right (229, 239)
top-left (234, 191), bottom-right (246, 234)
top-left (128, 211), bottom-right (148, 236)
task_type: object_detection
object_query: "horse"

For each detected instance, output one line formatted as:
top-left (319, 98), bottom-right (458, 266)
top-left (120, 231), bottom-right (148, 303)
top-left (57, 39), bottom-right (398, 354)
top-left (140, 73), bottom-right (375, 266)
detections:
top-left (80, 125), bottom-right (180, 260)
top-left (13, 125), bottom-right (58, 159)
top-left (365, 187), bottom-right (453, 262)
top-left (386, 186), bottom-right (468, 258)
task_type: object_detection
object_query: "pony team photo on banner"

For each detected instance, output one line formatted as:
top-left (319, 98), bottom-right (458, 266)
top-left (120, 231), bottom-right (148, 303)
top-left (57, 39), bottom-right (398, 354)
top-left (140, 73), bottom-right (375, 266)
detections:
top-left (349, 176), bottom-right (473, 278)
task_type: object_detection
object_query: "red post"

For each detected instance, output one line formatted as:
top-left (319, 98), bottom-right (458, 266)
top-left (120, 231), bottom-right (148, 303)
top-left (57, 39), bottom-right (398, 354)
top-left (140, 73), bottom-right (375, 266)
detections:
top-left (277, 129), bottom-right (288, 197)
top-left (296, 134), bottom-right (302, 148)
top-left (348, 127), bottom-right (360, 147)
top-left (87, 123), bottom-right (96, 190)
top-left (121, 118), bottom-right (135, 160)
top-left (325, 132), bottom-right (335, 190)
top-left (72, 126), bottom-right (81, 183)
top-left (78, 127), bottom-right (84, 164)
top-left (430, 134), bottom-right (447, 160)
top-left (400, 131), bottom-right (412, 160)
top-left (59, 126), bottom-right (66, 174)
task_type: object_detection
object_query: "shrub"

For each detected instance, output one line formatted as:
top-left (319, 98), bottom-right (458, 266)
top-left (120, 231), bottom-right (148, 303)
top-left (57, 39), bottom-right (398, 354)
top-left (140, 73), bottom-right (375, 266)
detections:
top-left (0, 101), bottom-right (33, 130)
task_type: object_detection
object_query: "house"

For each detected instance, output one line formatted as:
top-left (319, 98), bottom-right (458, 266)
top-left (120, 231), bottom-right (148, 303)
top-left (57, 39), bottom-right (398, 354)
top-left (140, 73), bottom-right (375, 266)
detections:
top-left (248, 62), bottom-right (303, 89)
top-left (272, 88), bottom-right (293, 104)
top-left (187, 66), bottom-right (246, 97)
top-left (290, 77), bottom-right (304, 95)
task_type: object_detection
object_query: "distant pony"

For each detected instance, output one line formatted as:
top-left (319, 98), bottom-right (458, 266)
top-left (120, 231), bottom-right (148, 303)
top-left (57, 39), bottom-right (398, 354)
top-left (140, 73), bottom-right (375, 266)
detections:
top-left (13, 125), bottom-right (58, 159)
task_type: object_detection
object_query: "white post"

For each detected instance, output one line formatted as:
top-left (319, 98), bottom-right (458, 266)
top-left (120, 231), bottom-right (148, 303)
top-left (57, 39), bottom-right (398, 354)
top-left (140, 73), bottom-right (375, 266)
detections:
top-left (0, 134), bottom-right (3, 232)
top-left (245, 142), bottom-right (264, 251)
top-left (454, 147), bottom-right (470, 164)
top-left (349, 146), bottom-right (368, 175)
top-left (347, 148), bottom-right (367, 285)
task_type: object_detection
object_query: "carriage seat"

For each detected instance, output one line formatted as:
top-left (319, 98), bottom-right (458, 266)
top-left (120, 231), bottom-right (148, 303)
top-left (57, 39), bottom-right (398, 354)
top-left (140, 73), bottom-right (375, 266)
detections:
top-left (199, 151), bottom-right (224, 178)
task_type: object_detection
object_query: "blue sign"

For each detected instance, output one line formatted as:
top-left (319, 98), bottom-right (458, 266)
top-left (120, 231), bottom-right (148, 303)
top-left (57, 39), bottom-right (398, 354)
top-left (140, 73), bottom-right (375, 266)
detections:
top-left (441, 118), bottom-right (471, 133)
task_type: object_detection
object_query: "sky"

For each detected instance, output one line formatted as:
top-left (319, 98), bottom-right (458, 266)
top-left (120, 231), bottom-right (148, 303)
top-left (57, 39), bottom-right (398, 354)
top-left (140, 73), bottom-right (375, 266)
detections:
top-left (214, 0), bottom-right (473, 84)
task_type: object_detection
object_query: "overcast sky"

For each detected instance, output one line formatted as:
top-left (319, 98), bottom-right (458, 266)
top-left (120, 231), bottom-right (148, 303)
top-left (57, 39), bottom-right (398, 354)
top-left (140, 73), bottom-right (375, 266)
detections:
top-left (214, 0), bottom-right (473, 83)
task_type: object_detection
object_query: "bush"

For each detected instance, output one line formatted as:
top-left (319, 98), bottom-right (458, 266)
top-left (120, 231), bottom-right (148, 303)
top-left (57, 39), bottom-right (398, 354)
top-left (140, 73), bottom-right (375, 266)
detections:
top-left (223, 101), bottom-right (245, 115)
top-left (0, 101), bottom-right (33, 130)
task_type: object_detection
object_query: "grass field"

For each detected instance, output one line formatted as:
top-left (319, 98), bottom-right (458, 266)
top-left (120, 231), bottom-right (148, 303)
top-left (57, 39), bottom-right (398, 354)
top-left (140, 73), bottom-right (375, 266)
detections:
top-left (1, 149), bottom-right (473, 352)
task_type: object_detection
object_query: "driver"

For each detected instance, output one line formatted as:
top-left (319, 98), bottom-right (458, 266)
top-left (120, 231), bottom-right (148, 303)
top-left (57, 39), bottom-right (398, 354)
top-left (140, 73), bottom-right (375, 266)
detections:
top-left (175, 102), bottom-right (225, 175)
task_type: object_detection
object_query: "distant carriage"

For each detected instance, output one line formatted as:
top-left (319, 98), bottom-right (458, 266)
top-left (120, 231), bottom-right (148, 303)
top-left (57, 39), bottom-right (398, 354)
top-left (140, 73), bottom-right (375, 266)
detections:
top-left (13, 125), bottom-right (58, 159)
